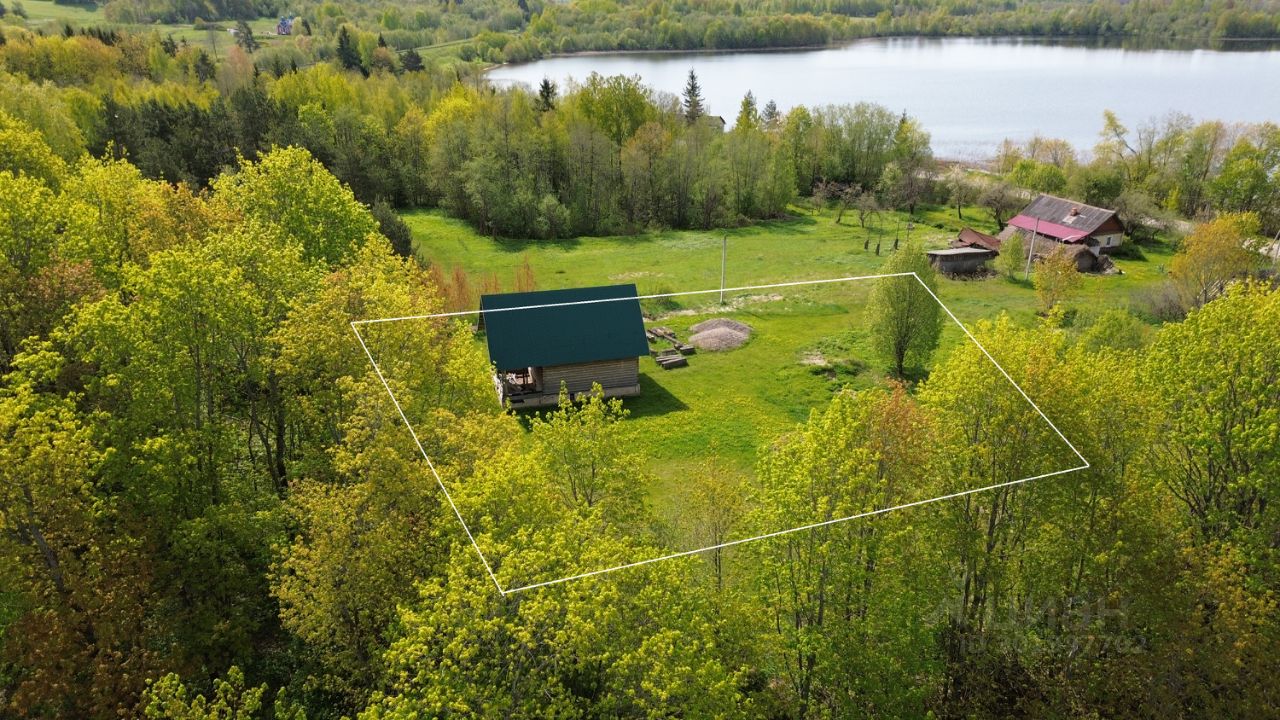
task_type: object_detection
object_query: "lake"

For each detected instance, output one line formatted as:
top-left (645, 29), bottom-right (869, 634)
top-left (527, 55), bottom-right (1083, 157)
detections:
top-left (486, 38), bottom-right (1280, 160)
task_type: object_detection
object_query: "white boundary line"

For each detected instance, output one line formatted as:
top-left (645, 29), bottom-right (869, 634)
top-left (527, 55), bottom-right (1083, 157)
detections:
top-left (351, 272), bottom-right (1089, 595)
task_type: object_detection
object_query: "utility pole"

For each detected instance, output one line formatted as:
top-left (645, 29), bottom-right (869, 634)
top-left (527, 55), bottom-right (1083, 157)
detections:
top-left (1023, 217), bottom-right (1041, 280)
top-left (720, 234), bottom-right (727, 305)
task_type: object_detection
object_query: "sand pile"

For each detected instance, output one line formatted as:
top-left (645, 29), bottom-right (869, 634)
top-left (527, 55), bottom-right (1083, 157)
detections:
top-left (689, 318), bottom-right (753, 351)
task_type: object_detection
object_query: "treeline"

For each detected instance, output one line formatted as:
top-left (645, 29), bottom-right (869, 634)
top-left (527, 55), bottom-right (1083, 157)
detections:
top-left (0, 27), bottom-right (939, 238)
top-left (23, 0), bottom-right (1280, 65)
top-left (5, 22), bottom-right (1278, 249)
top-left (465, 0), bottom-right (1280, 63)
top-left (101, 0), bottom-right (279, 23)
top-left (2, 107), bottom-right (1279, 718)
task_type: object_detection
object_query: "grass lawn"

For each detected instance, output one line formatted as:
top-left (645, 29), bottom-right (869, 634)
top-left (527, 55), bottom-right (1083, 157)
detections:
top-left (11, 0), bottom-right (102, 25)
top-left (405, 204), bottom-right (1174, 331)
top-left (15, 0), bottom-right (289, 49)
top-left (405, 204), bottom-right (1175, 540)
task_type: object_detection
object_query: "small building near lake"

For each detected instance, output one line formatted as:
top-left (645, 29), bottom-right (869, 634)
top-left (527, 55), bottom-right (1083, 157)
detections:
top-left (927, 246), bottom-right (997, 275)
top-left (480, 284), bottom-right (649, 408)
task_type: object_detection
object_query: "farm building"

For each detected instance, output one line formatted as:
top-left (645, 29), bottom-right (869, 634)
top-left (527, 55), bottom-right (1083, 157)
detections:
top-left (1000, 194), bottom-right (1126, 254)
top-left (928, 246), bottom-right (997, 274)
top-left (480, 284), bottom-right (649, 408)
top-left (1055, 244), bottom-right (1103, 272)
top-left (951, 227), bottom-right (1003, 252)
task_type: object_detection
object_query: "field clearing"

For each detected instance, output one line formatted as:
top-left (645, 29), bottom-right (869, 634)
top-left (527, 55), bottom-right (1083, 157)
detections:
top-left (406, 205), bottom-right (1175, 516)
top-left (17, 0), bottom-right (288, 48)
top-left (405, 204), bottom-right (1175, 329)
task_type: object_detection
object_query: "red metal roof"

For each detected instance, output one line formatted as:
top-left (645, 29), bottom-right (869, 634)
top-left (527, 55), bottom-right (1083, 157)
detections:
top-left (1007, 214), bottom-right (1091, 242)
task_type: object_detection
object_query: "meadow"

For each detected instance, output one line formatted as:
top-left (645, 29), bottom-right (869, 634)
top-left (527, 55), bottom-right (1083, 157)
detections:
top-left (16, 0), bottom-right (289, 47)
top-left (406, 204), bottom-right (1176, 524)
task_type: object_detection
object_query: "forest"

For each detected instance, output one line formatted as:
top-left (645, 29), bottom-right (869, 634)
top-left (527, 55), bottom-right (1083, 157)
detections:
top-left (81, 0), bottom-right (1280, 51)
top-left (1, 4), bottom-right (1279, 720)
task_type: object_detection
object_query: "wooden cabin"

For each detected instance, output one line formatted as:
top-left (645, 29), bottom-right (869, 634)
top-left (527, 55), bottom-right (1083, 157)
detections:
top-left (480, 284), bottom-right (649, 408)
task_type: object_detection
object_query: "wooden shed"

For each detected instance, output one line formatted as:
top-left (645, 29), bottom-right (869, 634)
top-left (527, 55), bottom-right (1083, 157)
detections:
top-left (480, 284), bottom-right (649, 408)
top-left (928, 246), bottom-right (996, 274)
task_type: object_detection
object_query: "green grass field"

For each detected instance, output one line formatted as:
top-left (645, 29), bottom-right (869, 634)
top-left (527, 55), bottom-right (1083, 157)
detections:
top-left (406, 205), bottom-right (1175, 525)
top-left (15, 0), bottom-right (288, 48)
top-left (406, 204), bottom-right (1174, 329)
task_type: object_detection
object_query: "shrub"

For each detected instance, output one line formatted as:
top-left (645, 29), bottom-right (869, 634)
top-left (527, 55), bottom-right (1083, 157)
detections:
top-left (371, 199), bottom-right (413, 258)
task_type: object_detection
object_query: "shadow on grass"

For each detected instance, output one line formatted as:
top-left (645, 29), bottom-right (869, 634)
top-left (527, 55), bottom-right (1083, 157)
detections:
top-left (999, 275), bottom-right (1034, 290)
top-left (622, 373), bottom-right (690, 419)
top-left (491, 235), bottom-right (585, 253)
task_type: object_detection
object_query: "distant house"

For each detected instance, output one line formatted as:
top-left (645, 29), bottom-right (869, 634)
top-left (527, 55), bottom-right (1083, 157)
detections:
top-left (480, 284), bottom-right (649, 408)
top-left (1000, 194), bottom-right (1126, 255)
top-left (276, 16), bottom-right (294, 35)
top-left (928, 246), bottom-right (997, 274)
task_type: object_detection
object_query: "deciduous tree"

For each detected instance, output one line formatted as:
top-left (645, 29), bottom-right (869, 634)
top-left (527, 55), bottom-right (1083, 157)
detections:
top-left (1169, 212), bottom-right (1265, 310)
top-left (1032, 245), bottom-right (1082, 314)
top-left (867, 243), bottom-right (942, 377)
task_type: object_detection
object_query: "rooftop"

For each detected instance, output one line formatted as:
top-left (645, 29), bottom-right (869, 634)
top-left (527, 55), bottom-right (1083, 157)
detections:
top-left (955, 227), bottom-right (1003, 251)
top-left (1008, 194), bottom-right (1119, 241)
top-left (928, 247), bottom-right (997, 256)
top-left (480, 284), bottom-right (650, 371)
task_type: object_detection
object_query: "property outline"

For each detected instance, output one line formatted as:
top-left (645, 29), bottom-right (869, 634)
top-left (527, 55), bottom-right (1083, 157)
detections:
top-left (351, 273), bottom-right (1090, 595)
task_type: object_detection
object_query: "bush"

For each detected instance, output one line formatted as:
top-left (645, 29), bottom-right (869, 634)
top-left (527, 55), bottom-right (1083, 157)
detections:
top-left (371, 199), bottom-right (413, 258)
top-left (1131, 281), bottom-right (1185, 323)
top-left (1107, 242), bottom-right (1146, 261)
top-left (996, 232), bottom-right (1026, 280)
top-left (535, 194), bottom-right (570, 240)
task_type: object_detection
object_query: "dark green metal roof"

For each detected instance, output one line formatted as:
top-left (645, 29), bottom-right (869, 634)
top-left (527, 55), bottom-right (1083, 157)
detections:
top-left (480, 284), bottom-right (649, 371)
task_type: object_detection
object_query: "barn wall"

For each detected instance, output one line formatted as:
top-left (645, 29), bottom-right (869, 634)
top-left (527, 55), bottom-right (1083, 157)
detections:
top-left (540, 358), bottom-right (640, 395)
top-left (932, 252), bottom-right (994, 274)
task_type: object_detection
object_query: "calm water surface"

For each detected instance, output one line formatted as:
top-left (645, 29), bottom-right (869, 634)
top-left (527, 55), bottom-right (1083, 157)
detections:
top-left (487, 38), bottom-right (1280, 160)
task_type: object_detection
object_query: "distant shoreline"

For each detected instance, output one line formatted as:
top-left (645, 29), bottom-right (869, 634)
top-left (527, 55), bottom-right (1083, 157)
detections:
top-left (483, 33), bottom-right (1280, 72)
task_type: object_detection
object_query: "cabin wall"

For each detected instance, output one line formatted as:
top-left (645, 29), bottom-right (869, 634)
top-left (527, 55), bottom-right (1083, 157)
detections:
top-left (540, 358), bottom-right (640, 396)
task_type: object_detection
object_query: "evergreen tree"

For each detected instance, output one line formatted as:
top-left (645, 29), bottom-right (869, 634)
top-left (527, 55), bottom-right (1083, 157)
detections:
top-left (336, 26), bottom-right (364, 74)
top-left (401, 48), bottom-right (424, 72)
top-left (682, 68), bottom-right (704, 123)
top-left (377, 32), bottom-right (387, 48)
top-left (761, 99), bottom-right (780, 128)
top-left (536, 77), bottom-right (557, 112)
top-left (193, 49), bottom-right (216, 82)
top-left (234, 20), bottom-right (258, 53)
